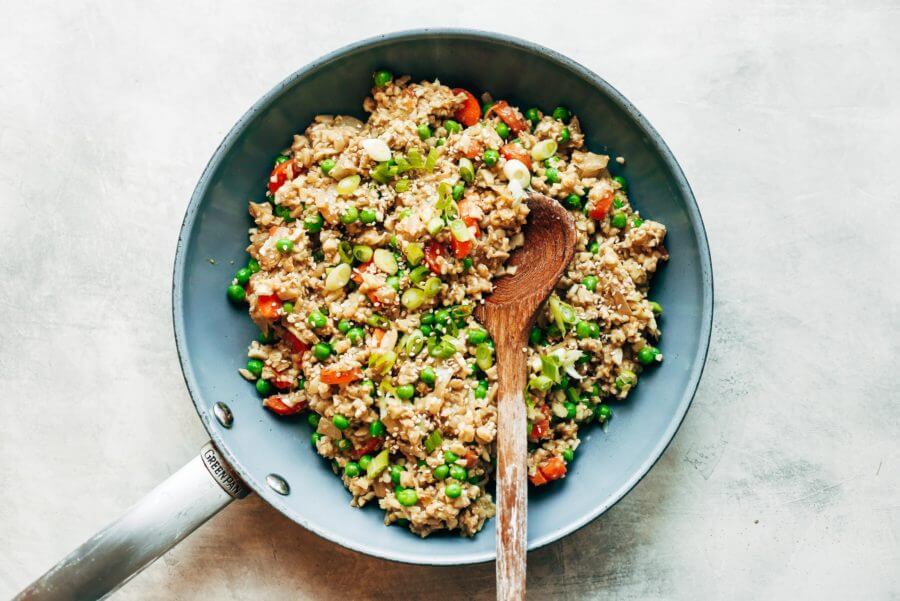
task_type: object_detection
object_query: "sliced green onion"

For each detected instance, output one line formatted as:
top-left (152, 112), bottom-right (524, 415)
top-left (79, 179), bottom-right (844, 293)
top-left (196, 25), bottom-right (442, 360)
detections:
top-left (425, 147), bottom-right (440, 171)
top-left (531, 139), bottom-right (558, 161)
top-left (424, 430), bottom-right (443, 454)
top-left (427, 216), bottom-right (445, 236)
top-left (407, 148), bottom-right (425, 169)
top-left (503, 159), bottom-right (531, 188)
top-left (395, 178), bottom-right (410, 192)
top-left (423, 277), bottom-right (443, 297)
top-left (337, 174), bottom-right (360, 196)
top-left (540, 353), bottom-right (563, 383)
top-left (324, 263), bottom-right (352, 291)
top-left (404, 243), bottom-right (424, 266)
top-left (548, 294), bottom-right (577, 333)
top-left (366, 313), bottom-right (389, 328)
top-left (449, 219), bottom-right (472, 242)
top-left (616, 369), bottom-right (637, 389)
top-left (373, 248), bottom-right (398, 274)
top-left (475, 343), bottom-right (494, 371)
top-left (409, 265), bottom-right (430, 284)
top-left (338, 241), bottom-right (353, 264)
top-left (529, 375), bottom-right (553, 391)
top-left (352, 245), bottom-right (373, 263)
top-left (362, 138), bottom-right (392, 162)
top-left (459, 158), bottom-right (475, 183)
top-left (368, 350), bottom-right (397, 374)
top-left (404, 329), bottom-right (426, 355)
top-left (367, 449), bottom-right (390, 478)
top-left (401, 288), bottom-right (426, 310)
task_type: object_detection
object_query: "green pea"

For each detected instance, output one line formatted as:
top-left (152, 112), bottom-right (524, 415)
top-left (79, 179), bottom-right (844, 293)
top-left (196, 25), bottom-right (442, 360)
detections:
top-left (613, 175), bottom-right (628, 191)
top-left (563, 448), bottom-right (575, 463)
top-left (596, 404), bottom-right (612, 422)
top-left (320, 158), bottom-right (336, 175)
top-left (445, 482), bottom-right (462, 498)
top-left (246, 359), bottom-right (263, 376)
top-left (564, 194), bottom-right (582, 210)
top-left (417, 123), bottom-right (432, 140)
top-left (649, 301), bottom-right (663, 316)
top-left (307, 311), bottom-right (326, 329)
top-left (279, 302), bottom-right (292, 315)
top-left (359, 209), bottom-right (377, 224)
top-left (613, 197), bottom-right (624, 209)
top-left (369, 420), bottom-right (385, 437)
top-left (525, 107), bottom-right (540, 124)
top-left (582, 275), bottom-right (598, 291)
top-left (396, 384), bottom-right (415, 400)
top-left (435, 138), bottom-right (446, 147)
top-left (482, 149), bottom-right (499, 166)
top-left (559, 127), bottom-right (571, 144)
top-left (274, 154), bottom-right (290, 165)
top-left (234, 267), bottom-right (252, 286)
top-left (347, 327), bottom-right (364, 344)
top-left (452, 182), bottom-right (465, 201)
top-left (444, 119), bottom-right (462, 134)
top-left (311, 432), bottom-right (322, 446)
top-left (396, 488), bottom-right (418, 506)
top-left (247, 258), bottom-right (261, 273)
top-left (420, 312), bottom-right (436, 325)
top-left (257, 330), bottom-right (275, 344)
top-left (273, 204), bottom-right (293, 222)
top-left (495, 122), bottom-right (510, 139)
top-left (552, 106), bottom-right (570, 122)
top-left (337, 319), bottom-right (352, 333)
top-left (588, 240), bottom-right (600, 254)
top-left (332, 414), bottom-right (349, 430)
top-left (275, 238), bottom-right (293, 254)
top-left (312, 342), bottom-right (332, 361)
top-left (390, 464), bottom-right (405, 485)
top-left (433, 464), bottom-right (449, 480)
top-left (564, 401), bottom-right (577, 420)
top-left (373, 69), bottom-right (392, 87)
top-left (449, 465), bottom-right (467, 481)
top-left (255, 378), bottom-right (272, 396)
top-left (610, 212), bottom-right (626, 229)
top-left (467, 329), bottom-right (488, 345)
top-left (419, 324), bottom-right (433, 336)
top-left (637, 346), bottom-right (661, 365)
top-left (573, 321), bottom-right (589, 339)
top-left (529, 326), bottom-right (544, 345)
top-left (340, 207), bottom-right (359, 224)
top-left (589, 322), bottom-right (601, 338)
top-left (474, 380), bottom-right (488, 399)
top-left (632, 218), bottom-right (644, 228)
top-left (227, 284), bottom-right (245, 303)
top-left (337, 438), bottom-right (352, 452)
top-left (434, 309), bottom-right (450, 325)
top-left (545, 167), bottom-right (560, 184)
top-left (420, 367), bottom-right (436, 386)
top-left (462, 257), bottom-right (473, 271)
top-left (344, 462), bottom-right (360, 477)
top-left (304, 213), bottom-right (324, 233)
top-left (358, 454), bottom-right (373, 470)
top-left (444, 451), bottom-right (459, 464)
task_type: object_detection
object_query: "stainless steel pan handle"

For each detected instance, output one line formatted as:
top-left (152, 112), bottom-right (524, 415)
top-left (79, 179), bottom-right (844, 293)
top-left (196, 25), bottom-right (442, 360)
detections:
top-left (15, 443), bottom-right (249, 600)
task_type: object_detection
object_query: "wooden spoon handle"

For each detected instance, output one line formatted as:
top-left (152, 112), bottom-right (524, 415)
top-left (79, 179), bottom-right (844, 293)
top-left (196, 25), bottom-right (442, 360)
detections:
top-left (495, 331), bottom-right (529, 601)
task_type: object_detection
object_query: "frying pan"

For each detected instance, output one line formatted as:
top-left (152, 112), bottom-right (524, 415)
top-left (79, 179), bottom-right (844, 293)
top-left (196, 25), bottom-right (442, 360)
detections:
top-left (17, 29), bottom-right (713, 600)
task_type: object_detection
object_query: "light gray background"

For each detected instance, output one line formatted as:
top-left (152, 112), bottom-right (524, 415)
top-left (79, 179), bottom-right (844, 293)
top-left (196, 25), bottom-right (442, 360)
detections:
top-left (1, 1), bottom-right (898, 599)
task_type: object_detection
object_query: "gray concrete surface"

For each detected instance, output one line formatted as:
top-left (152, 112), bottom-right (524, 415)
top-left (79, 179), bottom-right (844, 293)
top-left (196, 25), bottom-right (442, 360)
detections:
top-left (1, 1), bottom-right (898, 599)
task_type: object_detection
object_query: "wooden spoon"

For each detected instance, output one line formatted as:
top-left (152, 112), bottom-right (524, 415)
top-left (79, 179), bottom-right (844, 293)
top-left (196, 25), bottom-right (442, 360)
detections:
top-left (475, 192), bottom-right (577, 600)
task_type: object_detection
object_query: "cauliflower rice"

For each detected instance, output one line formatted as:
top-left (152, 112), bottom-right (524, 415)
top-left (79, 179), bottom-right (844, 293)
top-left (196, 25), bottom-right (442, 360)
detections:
top-left (226, 71), bottom-right (668, 537)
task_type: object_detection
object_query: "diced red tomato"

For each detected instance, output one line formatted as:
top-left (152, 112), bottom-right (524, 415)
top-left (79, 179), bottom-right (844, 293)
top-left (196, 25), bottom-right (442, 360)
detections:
top-left (588, 189), bottom-right (615, 220)
top-left (424, 241), bottom-right (448, 274)
top-left (499, 143), bottom-right (531, 166)
top-left (257, 294), bottom-right (282, 320)
top-left (452, 88), bottom-right (481, 127)
top-left (268, 161), bottom-right (295, 195)
top-left (352, 259), bottom-right (375, 284)
top-left (538, 456), bottom-right (567, 482)
top-left (489, 101), bottom-right (529, 134)
top-left (528, 405), bottom-right (552, 442)
top-left (529, 470), bottom-right (548, 486)
top-left (450, 236), bottom-right (473, 259)
top-left (350, 436), bottom-right (383, 460)
top-left (272, 377), bottom-right (294, 390)
top-left (320, 366), bottom-right (363, 386)
top-left (282, 330), bottom-right (309, 355)
top-left (263, 395), bottom-right (306, 416)
top-left (464, 449), bottom-right (478, 469)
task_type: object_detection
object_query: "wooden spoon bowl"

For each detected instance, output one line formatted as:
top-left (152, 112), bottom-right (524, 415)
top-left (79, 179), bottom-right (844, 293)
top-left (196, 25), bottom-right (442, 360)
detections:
top-left (474, 192), bottom-right (577, 600)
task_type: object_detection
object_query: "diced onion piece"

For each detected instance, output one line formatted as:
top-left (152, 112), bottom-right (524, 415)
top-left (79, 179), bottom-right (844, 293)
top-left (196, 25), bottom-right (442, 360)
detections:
top-left (362, 138), bottom-right (392, 162)
top-left (401, 288), bottom-right (426, 310)
top-left (531, 139), bottom-right (558, 161)
top-left (373, 249), bottom-right (398, 274)
top-left (508, 180), bottom-right (527, 200)
top-left (449, 219), bottom-right (472, 242)
top-left (404, 242), bottom-right (424, 266)
top-left (337, 175), bottom-right (360, 196)
top-left (551, 401), bottom-right (569, 418)
top-left (503, 159), bottom-right (531, 188)
top-left (427, 217), bottom-right (445, 236)
top-left (325, 263), bottom-right (352, 291)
